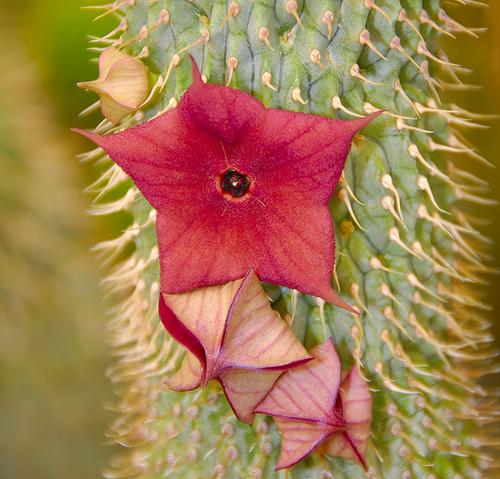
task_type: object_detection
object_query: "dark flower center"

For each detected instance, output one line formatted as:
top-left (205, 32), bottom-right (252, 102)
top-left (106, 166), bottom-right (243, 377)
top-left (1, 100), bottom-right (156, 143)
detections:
top-left (220, 169), bottom-right (251, 198)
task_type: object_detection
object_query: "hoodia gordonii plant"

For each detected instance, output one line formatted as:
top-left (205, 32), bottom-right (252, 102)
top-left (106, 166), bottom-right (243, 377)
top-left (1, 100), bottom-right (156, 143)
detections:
top-left (78, 1), bottom-right (497, 478)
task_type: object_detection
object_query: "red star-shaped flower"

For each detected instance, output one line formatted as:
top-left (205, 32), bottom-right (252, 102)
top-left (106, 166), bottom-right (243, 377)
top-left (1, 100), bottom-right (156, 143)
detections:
top-left (255, 339), bottom-right (372, 470)
top-left (76, 57), bottom-right (380, 311)
top-left (159, 270), bottom-right (312, 424)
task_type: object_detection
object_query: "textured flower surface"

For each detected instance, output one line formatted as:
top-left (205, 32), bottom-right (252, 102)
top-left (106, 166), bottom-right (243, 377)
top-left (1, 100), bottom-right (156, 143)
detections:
top-left (255, 340), bottom-right (372, 470)
top-left (77, 47), bottom-right (148, 125)
top-left (158, 270), bottom-right (311, 424)
top-left (76, 57), bottom-right (380, 311)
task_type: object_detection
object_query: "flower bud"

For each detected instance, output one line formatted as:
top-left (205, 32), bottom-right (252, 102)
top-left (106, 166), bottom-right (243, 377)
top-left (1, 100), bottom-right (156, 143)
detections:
top-left (78, 46), bottom-right (148, 124)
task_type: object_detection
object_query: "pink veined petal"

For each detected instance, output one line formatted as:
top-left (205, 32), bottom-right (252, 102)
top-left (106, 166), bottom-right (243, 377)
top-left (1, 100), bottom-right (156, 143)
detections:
top-left (274, 418), bottom-right (334, 471)
top-left (218, 369), bottom-right (282, 425)
top-left (160, 272), bottom-right (313, 424)
top-left (162, 278), bottom-right (242, 379)
top-left (72, 108), bottom-right (223, 211)
top-left (178, 56), bottom-right (266, 145)
top-left (254, 339), bottom-right (342, 424)
top-left (165, 350), bottom-right (202, 392)
top-left (159, 293), bottom-right (205, 366)
top-left (323, 367), bottom-right (372, 469)
top-left (221, 271), bottom-right (312, 370)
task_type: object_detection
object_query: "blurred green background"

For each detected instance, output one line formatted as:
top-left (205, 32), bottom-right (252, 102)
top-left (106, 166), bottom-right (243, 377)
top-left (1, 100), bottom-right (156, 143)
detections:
top-left (0, 1), bottom-right (498, 479)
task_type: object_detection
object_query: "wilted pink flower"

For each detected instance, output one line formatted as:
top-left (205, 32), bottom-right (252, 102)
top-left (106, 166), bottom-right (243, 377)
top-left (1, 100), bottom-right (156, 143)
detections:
top-left (159, 270), bottom-right (312, 424)
top-left (255, 340), bottom-right (372, 470)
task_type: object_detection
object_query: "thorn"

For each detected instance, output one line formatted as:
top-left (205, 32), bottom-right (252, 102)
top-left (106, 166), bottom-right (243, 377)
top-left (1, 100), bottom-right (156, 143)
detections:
top-left (413, 293), bottom-right (477, 344)
top-left (309, 48), bottom-right (324, 67)
top-left (394, 79), bottom-right (420, 116)
top-left (420, 10), bottom-right (455, 38)
top-left (92, 0), bottom-right (134, 21)
top-left (382, 306), bottom-right (413, 340)
top-left (285, 1), bottom-right (303, 29)
top-left (420, 61), bottom-right (441, 103)
top-left (390, 36), bottom-right (421, 70)
top-left (389, 227), bottom-right (423, 259)
top-left (338, 189), bottom-right (367, 231)
top-left (350, 283), bottom-right (371, 317)
top-left (79, 100), bottom-right (101, 117)
top-left (359, 30), bottom-right (387, 60)
top-left (350, 325), bottom-right (366, 371)
top-left (374, 362), bottom-right (419, 394)
top-left (90, 19), bottom-right (128, 43)
top-left (291, 86), bottom-right (308, 105)
top-left (396, 117), bottom-right (433, 133)
top-left (88, 187), bottom-right (137, 215)
top-left (370, 257), bottom-right (403, 275)
top-left (455, 189), bottom-right (498, 206)
top-left (417, 204), bottom-right (455, 239)
top-left (428, 137), bottom-right (471, 153)
top-left (340, 173), bottom-right (364, 205)
top-left (397, 9), bottom-right (425, 42)
top-left (437, 284), bottom-right (490, 310)
top-left (408, 273), bottom-right (445, 301)
top-left (411, 241), bottom-right (462, 279)
top-left (364, 0), bottom-right (392, 23)
top-left (159, 54), bottom-right (180, 92)
top-left (140, 74), bottom-right (165, 107)
top-left (220, 2), bottom-right (240, 27)
top-left (177, 29), bottom-right (210, 55)
top-left (350, 63), bottom-right (384, 86)
top-left (418, 41), bottom-right (459, 66)
top-left (407, 313), bottom-right (450, 364)
top-left (381, 174), bottom-right (406, 227)
top-left (381, 283), bottom-right (407, 311)
top-left (438, 9), bottom-right (480, 38)
top-left (322, 10), bottom-right (334, 40)
top-left (417, 175), bottom-right (449, 214)
top-left (135, 46), bottom-right (149, 59)
top-left (261, 71), bottom-right (277, 91)
top-left (226, 56), bottom-right (238, 86)
top-left (332, 96), bottom-right (365, 117)
top-left (257, 27), bottom-right (274, 51)
top-left (381, 195), bottom-right (406, 228)
top-left (408, 143), bottom-right (452, 184)
top-left (364, 101), bottom-right (414, 120)
top-left (316, 297), bottom-right (328, 340)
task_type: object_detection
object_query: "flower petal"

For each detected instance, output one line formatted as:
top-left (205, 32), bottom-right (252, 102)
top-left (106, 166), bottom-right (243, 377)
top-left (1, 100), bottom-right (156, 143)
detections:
top-left (273, 419), bottom-right (333, 471)
top-left (156, 208), bottom-right (260, 295)
top-left (72, 109), bottom-right (222, 210)
top-left (254, 339), bottom-right (342, 424)
top-left (161, 279), bottom-right (242, 378)
top-left (233, 109), bottom-right (381, 201)
top-left (218, 369), bottom-right (281, 424)
top-left (255, 198), bottom-right (353, 311)
top-left (221, 271), bottom-right (312, 370)
top-left (323, 367), bottom-right (372, 469)
top-left (165, 350), bottom-right (202, 391)
top-left (178, 56), bottom-right (265, 145)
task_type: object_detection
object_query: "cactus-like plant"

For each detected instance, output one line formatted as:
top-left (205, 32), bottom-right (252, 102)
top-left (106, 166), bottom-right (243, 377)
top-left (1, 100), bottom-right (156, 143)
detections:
top-left (79, 1), bottom-right (497, 478)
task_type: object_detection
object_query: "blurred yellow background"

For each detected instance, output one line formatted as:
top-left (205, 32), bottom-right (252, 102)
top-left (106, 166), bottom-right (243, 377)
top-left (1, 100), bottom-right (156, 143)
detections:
top-left (0, 2), bottom-right (498, 479)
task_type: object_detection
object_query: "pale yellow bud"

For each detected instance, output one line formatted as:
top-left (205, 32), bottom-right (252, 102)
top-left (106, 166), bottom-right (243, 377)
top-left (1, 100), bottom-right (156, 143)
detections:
top-left (78, 46), bottom-right (149, 125)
